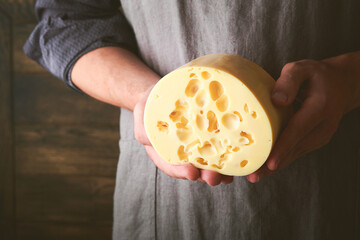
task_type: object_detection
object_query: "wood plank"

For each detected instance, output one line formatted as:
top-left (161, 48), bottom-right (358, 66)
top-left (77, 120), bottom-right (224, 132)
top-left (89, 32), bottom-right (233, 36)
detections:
top-left (0, 0), bottom-right (36, 21)
top-left (14, 74), bottom-right (120, 125)
top-left (0, 10), bottom-right (15, 240)
top-left (16, 175), bottom-right (115, 223)
top-left (16, 125), bottom-right (119, 177)
top-left (356, 111), bottom-right (360, 240)
top-left (13, 21), bottom-right (48, 74)
top-left (17, 221), bottom-right (112, 240)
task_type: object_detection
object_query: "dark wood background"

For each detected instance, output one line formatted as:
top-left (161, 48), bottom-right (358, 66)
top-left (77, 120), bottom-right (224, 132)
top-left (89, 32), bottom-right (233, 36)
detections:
top-left (1, 1), bottom-right (360, 240)
top-left (0, 1), bottom-right (120, 239)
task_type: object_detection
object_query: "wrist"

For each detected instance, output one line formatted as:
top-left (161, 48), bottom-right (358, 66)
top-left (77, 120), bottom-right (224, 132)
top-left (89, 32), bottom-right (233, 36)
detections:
top-left (134, 82), bottom-right (157, 109)
top-left (72, 46), bottom-right (161, 110)
top-left (322, 51), bottom-right (360, 113)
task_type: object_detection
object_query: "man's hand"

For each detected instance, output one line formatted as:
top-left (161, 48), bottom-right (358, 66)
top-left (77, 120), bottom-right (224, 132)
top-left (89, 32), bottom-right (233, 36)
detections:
top-left (134, 86), bottom-right (234, 186)
top-left (72, 47), bottom-right (232, 186)
top-left (71, 47), bottom-right (359, 185)
top-left (247, 52), bottom-right (360, 183)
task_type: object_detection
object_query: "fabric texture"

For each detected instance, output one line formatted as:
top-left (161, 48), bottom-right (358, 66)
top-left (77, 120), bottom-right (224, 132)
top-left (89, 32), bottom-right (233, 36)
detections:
top-left (24, 0), bottom-right (360, 240)
top-left (118, 1), bottom-right (360, 239)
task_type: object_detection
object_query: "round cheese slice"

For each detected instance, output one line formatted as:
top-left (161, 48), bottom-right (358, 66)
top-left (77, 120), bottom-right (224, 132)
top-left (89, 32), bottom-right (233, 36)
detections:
top-left (144, 53), bottom-right (290, 176)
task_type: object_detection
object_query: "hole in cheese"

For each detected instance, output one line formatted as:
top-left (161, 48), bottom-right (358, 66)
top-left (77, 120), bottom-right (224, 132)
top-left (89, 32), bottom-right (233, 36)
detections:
top-left (196, 114), bottom-right (206, 130)
top-left (222, 113), bottom-right (240, 130)
top-left (244, 103), bottom-right (249, 113)
top-left (211, 164), bottom-right (224, 169)
top-left (232, 147), bottom-right (240, 152)
top-left (216, 95), bottom-right (229, 112)
top-left (209, 81), bottom-right (224, 101)
top-left (157, 121), bottom-right (169, 133)
top-left (195, 90), bottom-right (208, 107)
top-left (144, 54), bottom-right (291, 176)
top-left (201, 71), bottom-right (211, 80)
top-left (251, 111), bottom-right (257, 119)
top-left (240, 131), bottom-right (254, 146)
top-left (189, 73), bottom-right (196, 78)
top-left (240, 160), bottom-right (248, 167)
top-left (185, 79), bottom-right (201, 97)
top-left (185, 139), bottom-right (200, 152)
top-left (207, 111), bottom-right (219, 132)
top-left (198, 141), bottom-right (216, 157)
top-left (196, 157), bottom-right (208, 165)
top-left (210, 138), bottom-right (224, 154)
top-left (176, 116), bottom-right (189, 129)
top-left (169, 111), bottom-right (181, 122)
top-left (176, 128), bottom-right (192, 143)
top-left (233, 111), bottom-right (243, 122)
top-left (169, 99), bottom-right (189, 122)
top-left (177, 145), bottom-right (191, 162)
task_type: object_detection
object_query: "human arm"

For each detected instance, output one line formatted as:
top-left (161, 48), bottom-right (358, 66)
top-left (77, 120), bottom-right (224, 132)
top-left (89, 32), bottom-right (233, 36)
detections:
top-left (247, 51), bottom-right (360, 182)
top-left (24, 0), bottom-right (232, 186)
top-left (72, 47), bottom-right (233, 185)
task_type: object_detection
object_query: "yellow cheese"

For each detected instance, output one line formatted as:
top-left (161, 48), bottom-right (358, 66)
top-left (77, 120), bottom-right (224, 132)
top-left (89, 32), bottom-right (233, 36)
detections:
top-left (144, 53), bottom-right (290, 176)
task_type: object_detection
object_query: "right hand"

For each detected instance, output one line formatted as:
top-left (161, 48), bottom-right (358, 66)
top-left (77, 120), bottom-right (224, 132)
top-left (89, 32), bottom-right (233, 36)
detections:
top-left (133, 85), bottom-right (234, 186)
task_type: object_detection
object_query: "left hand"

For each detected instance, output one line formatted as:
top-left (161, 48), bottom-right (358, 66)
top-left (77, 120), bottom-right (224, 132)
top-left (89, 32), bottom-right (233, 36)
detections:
top-left (247, 53), bottom-right (360, 183)
top-left (134, 86), bottom-right (234, 186)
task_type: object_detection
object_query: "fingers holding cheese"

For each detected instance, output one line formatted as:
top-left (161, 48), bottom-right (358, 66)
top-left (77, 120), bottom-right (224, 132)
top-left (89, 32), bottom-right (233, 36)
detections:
top-left (144, 54), bottom-right (291, 176)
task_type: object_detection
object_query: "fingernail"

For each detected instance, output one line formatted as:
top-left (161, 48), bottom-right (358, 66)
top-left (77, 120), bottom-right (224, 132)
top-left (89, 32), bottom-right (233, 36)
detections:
top-left (272, 92), bottom-right (287, 103)
top-left (254, 175), bottom-right (260, 183)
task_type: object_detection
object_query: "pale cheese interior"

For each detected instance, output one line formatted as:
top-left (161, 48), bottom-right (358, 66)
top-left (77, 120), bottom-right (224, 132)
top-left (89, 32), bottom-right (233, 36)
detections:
top-left (144, 54), bottom-right (285, 176)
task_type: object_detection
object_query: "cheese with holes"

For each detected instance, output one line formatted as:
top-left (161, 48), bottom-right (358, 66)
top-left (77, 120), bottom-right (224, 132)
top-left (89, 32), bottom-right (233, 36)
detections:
top-left (144, 53), bottom-right (291, 176)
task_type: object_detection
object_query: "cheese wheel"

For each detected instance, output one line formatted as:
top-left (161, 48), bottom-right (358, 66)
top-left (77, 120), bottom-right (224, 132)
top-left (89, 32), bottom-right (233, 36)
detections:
top-left (144, 53), bottom-right (291, 176)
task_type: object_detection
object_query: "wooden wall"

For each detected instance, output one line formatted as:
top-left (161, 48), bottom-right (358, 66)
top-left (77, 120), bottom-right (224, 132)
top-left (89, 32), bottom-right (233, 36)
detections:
top-left (0, 4), bottom-right (15, 239)
top-left (0, 1), bottom-right (120, 239)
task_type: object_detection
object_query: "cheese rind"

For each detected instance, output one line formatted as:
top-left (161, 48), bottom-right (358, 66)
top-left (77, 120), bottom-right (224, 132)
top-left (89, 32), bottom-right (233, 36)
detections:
top-left (144, 54), bottom-right (291, 176)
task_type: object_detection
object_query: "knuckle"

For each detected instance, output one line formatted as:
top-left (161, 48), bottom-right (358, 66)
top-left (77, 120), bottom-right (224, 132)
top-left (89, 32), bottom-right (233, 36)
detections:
top-left (184, 166), bottom-right (200, 181)
top-left (283, 60), bottom-right (306, 72)
top-left (208, 180), bottom-right (219, 186)
top-left (185, 170), bottom-right (198, 181)
top-left (204, 174), bottom-right (220, 186)
top-left (283, 59), bottom-right (321, 75)
top-left (282, 62), bottom-right (297, 73)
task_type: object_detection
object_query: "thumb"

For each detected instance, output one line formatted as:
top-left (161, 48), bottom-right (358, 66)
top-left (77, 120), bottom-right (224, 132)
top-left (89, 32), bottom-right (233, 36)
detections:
top-left (272, 61), bottom-right (311, 106)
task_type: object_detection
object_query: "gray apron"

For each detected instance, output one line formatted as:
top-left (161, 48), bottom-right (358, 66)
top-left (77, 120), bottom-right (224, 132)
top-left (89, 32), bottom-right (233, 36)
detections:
top-left (114, 1), bottom-right (360, 239)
